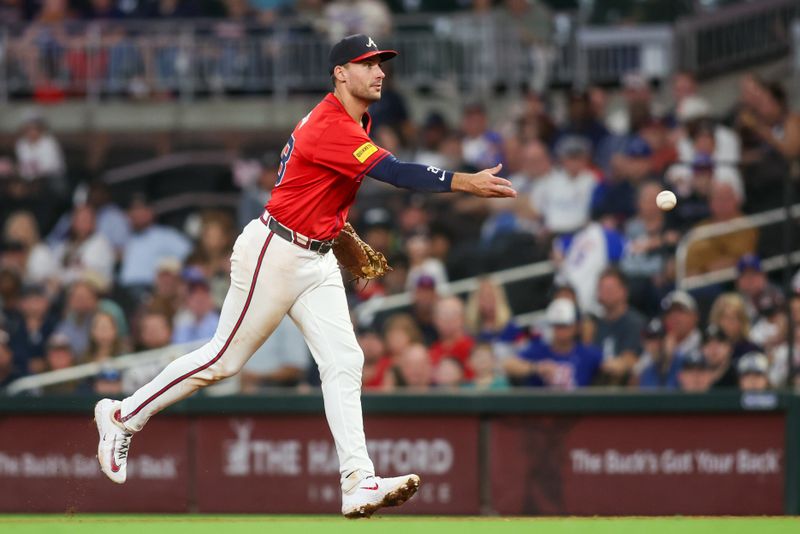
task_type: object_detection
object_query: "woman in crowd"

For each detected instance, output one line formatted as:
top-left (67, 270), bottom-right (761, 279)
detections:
top-left (83, 311), bottom-right (129, 364)
top-left (465, 278), bottom-right (523, 358)
top-left (708, 293), bottom-right (761, 361)
top-left (2, 210), bottom-right (58, 287)
top-left (186, 211), bottom-right (236, 308)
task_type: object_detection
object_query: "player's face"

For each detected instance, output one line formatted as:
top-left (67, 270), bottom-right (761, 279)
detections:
top-left (344, 58), bottom-right (385, 102)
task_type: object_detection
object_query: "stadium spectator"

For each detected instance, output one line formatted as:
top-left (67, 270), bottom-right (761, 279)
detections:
top-left (737, 351), bottom-right (771, 392)
top-left (0, 329), bottom-right (17, 387)
top-left (592, 136), bottom-right (654, 223)
top-left (533, 136), bottom-right (596, 235)
top-left (553, 220), bottom-right (625, 313)
top-left (465, 278), bottom-right (523, 359)
top-left (703, 325), bottom-right (737, 389)
top-left (592, 268), bottom-right (645, 385)
top-left (2, 211), bottom-right (58, 286)
top-left (461, 102), bottom-right (505, 172)
top-left (636, 317), bottom-right (680, 388)
top-left (510, 140), bottom-right (555, 202)
top-left (557, 91), bottom-right (610, 152)
top-left (663, 156), bottom-right (714, 233)
top-left (737, 80), bottom-right (800, 211)
top-left (504, 298), bottom-right (601, 389)
top-left (41, 332), bottom-right (90, 395)
top-left (186, 211), bottom-right (235, 308)
top-left (54, 279), bottom-right (100, 358)
top-left (358, 327), bottom-right (391, 391)
top-left (708, 293), bottom-right (761, 361)
top-left (770, 295), bottom-right (800, 388)
top-left (664, 70), bottom-right (698, 128)
top-left (83, 0), bottom-right (128, 19)
top-left (239, 316), bottom-right (311, 392)
top-left (383, 313), bottom-right (424, 364)
top-left (433, 356), bottom-right (466, 391)
top-left (85, 181), bottom-right (131, 255)
top-left (429, 296), bottom-right (475, 378)
top-left (605, 72), bottom-right (653, 137)
top-left (735, 254), bottom-right (784, 324)
top-left (144, 257), bottom-right (184, 322)
top-left (676, 97), bottom-right (740, 165)
top-left (661, 290), bottom-right (702, 361)
top-left (499, 0), bottom-right (554, 93)
top-left (410, 275), bottom-right (439, 345)
top-left (171, 269), bottom-right (220, 345)
top-left (8, 284), bottom-right (57, 376)
top-left (676, 349), bottom-right (712, 393)
top-left (238, 152), bottom-right (279, 230)
top-left (466, 342), bottom-right (509, 390)
top-left (684, 174), bottom-right (756, 276)
top-left (323, 0), bottom-right (392, 43)
top-left (14, 113), bottom-right (66, 195)
top-left (405, 232), bottom-right (448, 293)
top-left (51, 204), bottom-right (115, 288)
top-left (620, 181), bottom-right (677, 314)
top-left (389, 343), bottom-right (433, 392)
top-left (413, 112), bottom-right (450, 170)
top-left (0, 268), bottom-right (23, 328)
top-left (84, 311), bottom-right (128, 364)
top-left (119, 194), bottom-right (192, 294)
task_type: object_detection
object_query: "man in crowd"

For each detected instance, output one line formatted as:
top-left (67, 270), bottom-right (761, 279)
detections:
top-left (119, 194), bottom-right (192, 298)
top-left (592, 268), bottom-right (645, 385)
top-left (504, 298), bottom-right (601, 389)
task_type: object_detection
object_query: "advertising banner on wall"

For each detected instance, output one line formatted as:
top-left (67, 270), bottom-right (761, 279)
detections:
top-left (489, 414), bottom-right (785, 516)
top-left (0, 415), bottom-right (190, 513)
top-left (193, 415), bottom-right (480, 514)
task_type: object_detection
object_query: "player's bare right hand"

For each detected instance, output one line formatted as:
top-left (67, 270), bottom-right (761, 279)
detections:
top-left (452, 164), bottom-right (517, 198)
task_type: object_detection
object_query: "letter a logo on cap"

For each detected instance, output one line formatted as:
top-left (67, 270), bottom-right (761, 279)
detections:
top-left (366, 37), bottom-right (377, 49)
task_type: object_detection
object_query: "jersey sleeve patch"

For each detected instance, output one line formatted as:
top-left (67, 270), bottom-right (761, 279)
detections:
top-left (353, 142), bottom-right (379, 163)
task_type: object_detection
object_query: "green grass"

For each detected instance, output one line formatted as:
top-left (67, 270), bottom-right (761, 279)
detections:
top-left (1, 516), bottom-right (799, 534)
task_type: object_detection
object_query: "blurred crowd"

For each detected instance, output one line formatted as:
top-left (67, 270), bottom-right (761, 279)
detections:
top-left (1, 41), bottom-right (800, 395)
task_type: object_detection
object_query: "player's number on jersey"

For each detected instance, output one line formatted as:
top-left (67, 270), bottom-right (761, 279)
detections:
top-left (276, 134), bottom-right (295, 187)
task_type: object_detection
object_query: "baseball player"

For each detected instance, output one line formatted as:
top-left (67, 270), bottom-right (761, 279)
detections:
top-left (94, 34), bottom-right (516, 518)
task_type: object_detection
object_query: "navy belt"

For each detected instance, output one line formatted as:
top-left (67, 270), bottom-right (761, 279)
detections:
top-left (260, 214), bottom-right (333, 254)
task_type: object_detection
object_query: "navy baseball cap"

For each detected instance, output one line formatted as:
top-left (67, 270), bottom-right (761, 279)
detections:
top-left (624, 136), bottom-right (652, 158)
top-left (692, 153), bottom-right (714, 170)
top-left (328, 34), bottom-right (398, 74)
top-left (737, 254), bottom-right (762, 274)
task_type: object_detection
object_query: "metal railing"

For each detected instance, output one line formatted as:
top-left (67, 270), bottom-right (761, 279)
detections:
top-left (5, 341), bottom-right (201, 396)
top-left (574, 24), bottom-right (673, 88)
top-left (0, 15), bottom-right (680, 103)
top-left (675, 203), bottom-right (800, 291)
top-left (353, 259), bottom-right (554, 326)
top-left (675, 0), bottom-right (800, 77)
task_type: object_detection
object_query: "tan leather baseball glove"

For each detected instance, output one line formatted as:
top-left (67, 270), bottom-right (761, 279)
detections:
top-left (332, 223), bottom-right (392, 280)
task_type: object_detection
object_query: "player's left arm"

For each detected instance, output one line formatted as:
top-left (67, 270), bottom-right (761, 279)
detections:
top-left (369, 155), bottom-right (516, 198)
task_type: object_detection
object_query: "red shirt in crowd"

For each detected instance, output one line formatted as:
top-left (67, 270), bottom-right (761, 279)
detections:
top-left (429, 335), bottom-right (475, 379)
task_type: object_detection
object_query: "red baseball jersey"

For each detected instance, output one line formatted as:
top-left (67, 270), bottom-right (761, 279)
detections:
top-left (266, 93), bottom-right (390, 240)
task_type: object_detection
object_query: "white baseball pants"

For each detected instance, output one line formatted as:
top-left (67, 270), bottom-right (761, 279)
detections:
top-left (119, 215), bottom-right (375, 480)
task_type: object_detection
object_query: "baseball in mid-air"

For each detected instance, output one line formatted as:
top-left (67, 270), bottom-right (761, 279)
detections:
top-left (656, 190), bottom-right (677, 211)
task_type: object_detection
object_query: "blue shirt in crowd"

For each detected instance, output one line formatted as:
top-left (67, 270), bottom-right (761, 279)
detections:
top-left (517, 339), bottom-right (602, 389)
top-left (119, 225), bottom-right (192, 287)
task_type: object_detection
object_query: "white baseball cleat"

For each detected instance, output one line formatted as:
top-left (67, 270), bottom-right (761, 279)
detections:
top-left (94, 398), bottom-right (133, 484)
top-left (341, 473), bottom-right (421, 519)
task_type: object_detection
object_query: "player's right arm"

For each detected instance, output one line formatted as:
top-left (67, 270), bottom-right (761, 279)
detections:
top-left (451, 164), bottom-right (516, 198)
top-left (368, 158), bottom-right (516, 198)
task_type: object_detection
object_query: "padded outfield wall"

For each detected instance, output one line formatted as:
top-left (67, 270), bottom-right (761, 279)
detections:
top-left (0, 392), bottom-right (797, 515)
